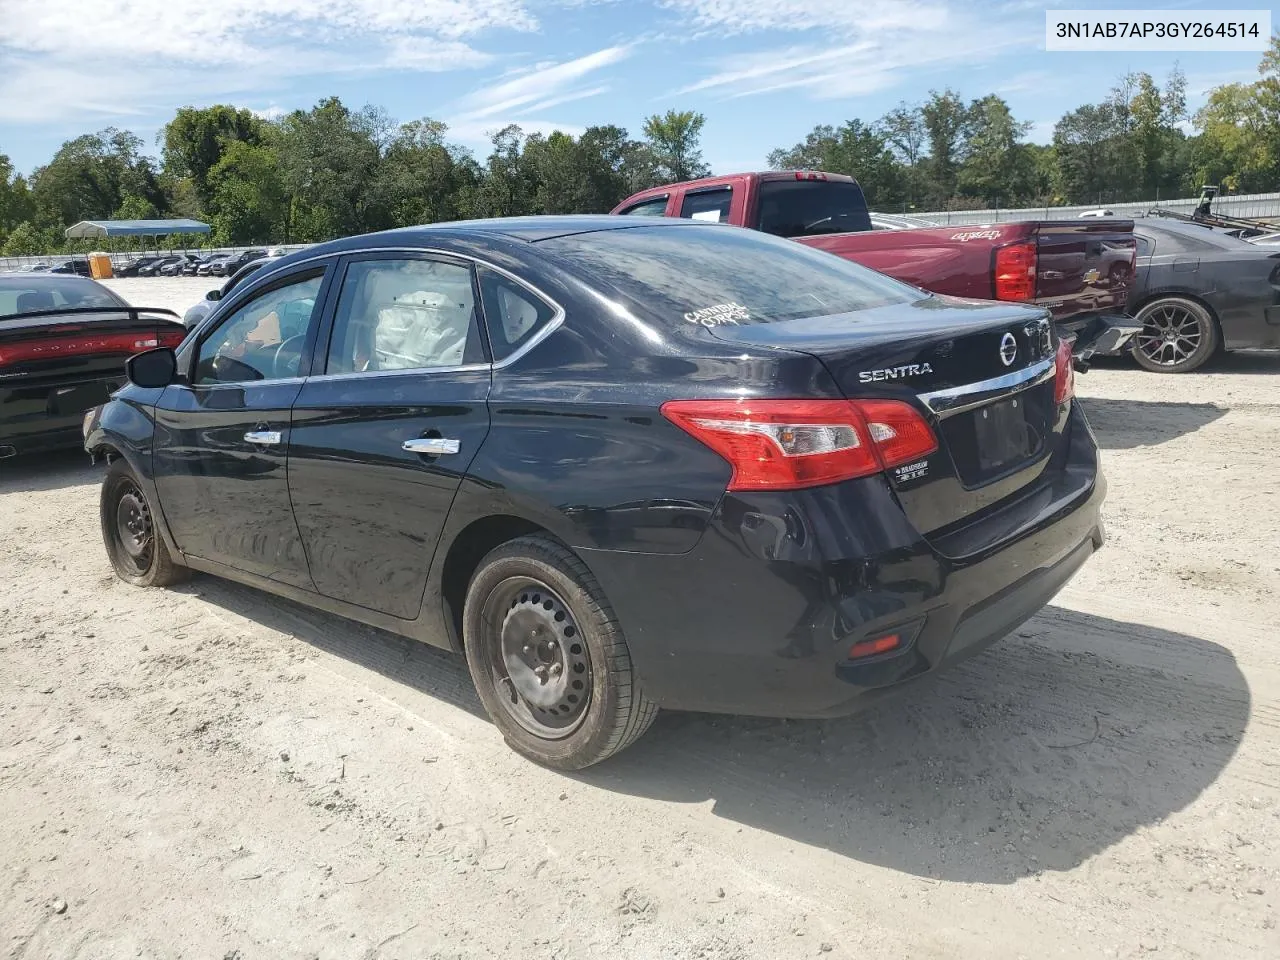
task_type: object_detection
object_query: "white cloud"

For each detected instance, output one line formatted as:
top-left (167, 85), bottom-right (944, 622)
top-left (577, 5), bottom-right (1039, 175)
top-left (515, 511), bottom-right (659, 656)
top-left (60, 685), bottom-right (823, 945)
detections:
top-left (440, 44), bottom-right (629, 150)
top-left (660, 0), bottom-right (951, 36)
top-left (0, 0), bottom-right (536, 122)
top-left (454, 45), bottom-right (631, 119)
top-left (672, 8), bottom-right (1037, 102)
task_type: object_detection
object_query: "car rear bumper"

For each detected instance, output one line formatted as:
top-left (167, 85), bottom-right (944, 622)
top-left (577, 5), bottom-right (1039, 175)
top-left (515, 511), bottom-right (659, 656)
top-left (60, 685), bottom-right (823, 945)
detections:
top-left (2, 376), bottom-right (124, 455)
top-left (580, 405), bottom-right (1104, 718)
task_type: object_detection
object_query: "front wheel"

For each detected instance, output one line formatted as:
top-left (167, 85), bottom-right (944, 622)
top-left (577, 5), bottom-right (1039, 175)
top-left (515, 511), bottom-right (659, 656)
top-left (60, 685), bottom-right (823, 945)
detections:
top-left (1132, 297), bottom-right (1219, 373)
top-left (462, 535), bottom-right (657, 769)
top-left (100, 460), bottom-right (188, 587)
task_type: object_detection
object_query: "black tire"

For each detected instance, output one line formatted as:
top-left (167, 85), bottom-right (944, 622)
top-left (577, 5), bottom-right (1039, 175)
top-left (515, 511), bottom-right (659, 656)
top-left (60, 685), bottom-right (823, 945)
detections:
top-left (462, 535), bottom-right (657, 769)
top-left (1132, 297), bottom-right (1220, 373)
top-left (100, 459), bottom-right (188, 588)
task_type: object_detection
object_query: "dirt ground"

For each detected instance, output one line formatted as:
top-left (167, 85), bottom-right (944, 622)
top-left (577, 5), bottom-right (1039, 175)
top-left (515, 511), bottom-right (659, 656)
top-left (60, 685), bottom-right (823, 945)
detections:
top-left (2, 277), bottom-right (1278, 960)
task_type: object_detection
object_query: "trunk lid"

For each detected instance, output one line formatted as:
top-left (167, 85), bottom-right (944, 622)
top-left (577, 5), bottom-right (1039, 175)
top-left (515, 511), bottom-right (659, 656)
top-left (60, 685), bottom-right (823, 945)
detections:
top-left (0, 307), bottom-right (186, 383)
top-left (706, 295), bottom-right (1067, 548)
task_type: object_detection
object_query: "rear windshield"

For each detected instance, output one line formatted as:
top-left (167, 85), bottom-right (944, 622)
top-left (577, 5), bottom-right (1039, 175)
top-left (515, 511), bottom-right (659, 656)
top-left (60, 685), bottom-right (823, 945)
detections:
top-left (0, 278), bottom-right (125, 317)
top-left (541, 223), bottom-right (923, 327)
top-left (755, 180), bottom-right (873, 238)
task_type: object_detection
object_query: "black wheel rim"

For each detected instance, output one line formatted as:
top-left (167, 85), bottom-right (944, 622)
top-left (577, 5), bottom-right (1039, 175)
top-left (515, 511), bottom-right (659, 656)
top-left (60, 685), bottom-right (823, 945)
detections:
top-left (113, 482), bottom-right (154, 574)
top-left (1137, 304), bottom-right (1203, 367)
top-left (480, 576), bottom-right (592, 739)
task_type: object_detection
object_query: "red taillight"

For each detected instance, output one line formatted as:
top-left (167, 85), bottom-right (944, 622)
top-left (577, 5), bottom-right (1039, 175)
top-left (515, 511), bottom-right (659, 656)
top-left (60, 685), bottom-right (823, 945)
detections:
top-left (849, 633), bottom-right (901, 660)
top-left (794, 171), bottom-right (828, 181)
top-left (0, 328), bottom-right (185, 369)
top-left (1054, 336), bottom-right (1075, 405)
top-left (660, 398), bottom-right (938, 491)
top-left (993, 240), bottom-right (1037, 302)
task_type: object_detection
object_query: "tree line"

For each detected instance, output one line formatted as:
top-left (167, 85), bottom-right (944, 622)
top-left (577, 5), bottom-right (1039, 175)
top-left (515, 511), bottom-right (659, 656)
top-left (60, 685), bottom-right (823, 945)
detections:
top-left (1, 36), bottom-right (1276, 256)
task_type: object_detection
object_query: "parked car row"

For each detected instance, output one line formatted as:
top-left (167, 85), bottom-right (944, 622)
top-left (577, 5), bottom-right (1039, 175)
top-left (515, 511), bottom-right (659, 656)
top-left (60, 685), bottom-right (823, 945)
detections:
top-left (114, 250), bottom-right (273, 278)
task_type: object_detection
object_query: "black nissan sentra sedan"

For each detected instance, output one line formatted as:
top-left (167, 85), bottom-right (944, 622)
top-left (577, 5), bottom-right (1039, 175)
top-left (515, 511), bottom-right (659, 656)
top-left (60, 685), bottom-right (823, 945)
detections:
top-left (85, 215), bottom-right (1105, 768)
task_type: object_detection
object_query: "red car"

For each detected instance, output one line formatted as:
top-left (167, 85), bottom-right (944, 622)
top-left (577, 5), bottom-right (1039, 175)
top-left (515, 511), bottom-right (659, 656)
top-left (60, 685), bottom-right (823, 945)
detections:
top-left (613, 171), bottom-right (1140, 359)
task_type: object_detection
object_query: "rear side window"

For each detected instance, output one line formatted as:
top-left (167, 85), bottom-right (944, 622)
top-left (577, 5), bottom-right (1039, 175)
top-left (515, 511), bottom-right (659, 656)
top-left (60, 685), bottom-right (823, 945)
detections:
top-left (541, 224), bottom-right (922, 328)
top-left (1134, 235), bottom-right (1154, 257)
top-left (477, 268), bottom-right (557, 362)
top-left (756, 180), bottom-right (873, 238)
top-left (619, 197), bottom-right (669, 217)
top-left (680, 188), bottom-right (732, 223)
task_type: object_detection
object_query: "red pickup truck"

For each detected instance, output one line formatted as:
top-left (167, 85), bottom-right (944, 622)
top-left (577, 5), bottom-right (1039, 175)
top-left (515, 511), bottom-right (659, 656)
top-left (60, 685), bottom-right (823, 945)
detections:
top-left (611, 171), bottom-right (1140, 360)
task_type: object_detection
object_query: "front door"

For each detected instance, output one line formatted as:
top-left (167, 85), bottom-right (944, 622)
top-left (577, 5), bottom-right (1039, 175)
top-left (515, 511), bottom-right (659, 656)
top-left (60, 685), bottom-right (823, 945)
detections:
top-left (287, 253), bottom-right (493, 619)
top-left (152, 266), bottom-right (330, 587)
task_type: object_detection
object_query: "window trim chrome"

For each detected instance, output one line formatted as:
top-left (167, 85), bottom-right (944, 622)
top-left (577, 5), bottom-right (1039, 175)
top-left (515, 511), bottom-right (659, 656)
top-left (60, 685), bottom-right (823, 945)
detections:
top-left (257, 245), bottom-right (567, 377)
top-left (918, 357), bottom-right (1055, 419)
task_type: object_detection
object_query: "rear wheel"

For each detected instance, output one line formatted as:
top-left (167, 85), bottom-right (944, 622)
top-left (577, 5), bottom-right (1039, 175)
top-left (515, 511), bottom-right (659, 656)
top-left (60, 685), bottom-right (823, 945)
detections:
top-left (100, 459), bottom-right (188, 587)
top-left (1132, 297), bottom-right (1219, 373)
top-left (462, 535), bottom-right (657, 769)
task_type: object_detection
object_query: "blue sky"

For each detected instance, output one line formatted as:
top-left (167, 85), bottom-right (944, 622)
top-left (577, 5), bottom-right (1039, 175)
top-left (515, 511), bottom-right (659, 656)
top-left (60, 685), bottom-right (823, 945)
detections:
top-left (0, 0), bottom-right (1267, 175)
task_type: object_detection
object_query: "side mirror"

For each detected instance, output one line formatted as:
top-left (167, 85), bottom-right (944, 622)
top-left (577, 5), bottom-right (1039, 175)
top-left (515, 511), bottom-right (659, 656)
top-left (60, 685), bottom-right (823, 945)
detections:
top-left (206, 289), bottom-right (222, 301)
top-left (126, 347), bottom-right (177, 389)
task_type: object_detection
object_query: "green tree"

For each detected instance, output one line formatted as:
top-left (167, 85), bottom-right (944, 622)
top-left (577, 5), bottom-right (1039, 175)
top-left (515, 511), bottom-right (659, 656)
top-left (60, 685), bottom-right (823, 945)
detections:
top-left (161, 105), bottom-right (268, 210)
top-left (958, 95), bottom-right (1033, 206)
top-left (877, 103), bottom-right (926, 205)
top-left (919, 89), bottom-right (969, 205)
top-left (2, 221), bottom-right (59, 256)
top-left (207, 140), bottom-right (288, 244)
top-left (642, 110), bottom-right (710, 182)
top-left (766, 121), bottom-right (900, 205)
top-left (278, 98), bottom-right (385, 240)
top-left (0, 154), bottom-right (35, 246)
top-left (29, 129), bottom-right (165, 229)
top-left (371, 119), bottom-right (478, 226)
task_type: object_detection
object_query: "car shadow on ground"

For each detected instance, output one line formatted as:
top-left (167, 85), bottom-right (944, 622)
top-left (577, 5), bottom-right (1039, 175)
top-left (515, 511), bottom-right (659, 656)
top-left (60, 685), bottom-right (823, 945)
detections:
top-left (179, 577), bottom-right (486, 720)
top-left (0, 449), bottom-right (101, 494)
top-left (573, 607), bottom-right (1247, 884)
top-left (184, 577), bottom-right (1247, 886)
top-left (1080, 397), bottom-right (1226, 449)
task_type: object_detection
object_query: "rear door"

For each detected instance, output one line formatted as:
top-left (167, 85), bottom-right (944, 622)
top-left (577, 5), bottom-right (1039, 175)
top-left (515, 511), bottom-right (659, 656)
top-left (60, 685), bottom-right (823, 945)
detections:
top-left (151, 264), bottom-right (332, 587)
top-left (286, 252), bottom-right (493, 619)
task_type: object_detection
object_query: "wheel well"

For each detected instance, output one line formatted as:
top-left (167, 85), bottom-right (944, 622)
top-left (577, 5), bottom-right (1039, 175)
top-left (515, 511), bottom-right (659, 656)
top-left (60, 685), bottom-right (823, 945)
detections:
top-left (440, 515), bottom-right (548, 651)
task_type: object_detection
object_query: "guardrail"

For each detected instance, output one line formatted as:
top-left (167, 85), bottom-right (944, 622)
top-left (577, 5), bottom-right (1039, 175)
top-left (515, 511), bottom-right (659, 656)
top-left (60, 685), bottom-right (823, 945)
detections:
top-left (883, 192), bottom-right (1280, 227)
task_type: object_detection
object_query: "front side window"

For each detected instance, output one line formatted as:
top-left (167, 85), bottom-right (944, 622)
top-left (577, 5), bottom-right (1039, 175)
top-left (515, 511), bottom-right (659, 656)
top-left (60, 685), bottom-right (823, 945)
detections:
top-left (325, 258), bottom-right (481, 375)
top-left (477, 268), bottom-right (557, 362)
top-left (619, 197), bottom-right (669, 217)
top-left (680, 188), bottom-right (732, 223)
top-left (194, 273), bottom-right (322, 384)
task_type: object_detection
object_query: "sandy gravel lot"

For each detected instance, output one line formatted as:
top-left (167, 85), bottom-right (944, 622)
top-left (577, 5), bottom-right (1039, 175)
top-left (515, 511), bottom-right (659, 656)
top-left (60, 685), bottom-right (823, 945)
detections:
top-left (2, 277), bottom-right (1278, 959)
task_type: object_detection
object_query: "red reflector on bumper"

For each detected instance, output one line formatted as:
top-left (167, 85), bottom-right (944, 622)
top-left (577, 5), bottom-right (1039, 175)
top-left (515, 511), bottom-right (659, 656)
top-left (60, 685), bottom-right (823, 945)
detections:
top-left (849, 634), bottom-right (901, 660)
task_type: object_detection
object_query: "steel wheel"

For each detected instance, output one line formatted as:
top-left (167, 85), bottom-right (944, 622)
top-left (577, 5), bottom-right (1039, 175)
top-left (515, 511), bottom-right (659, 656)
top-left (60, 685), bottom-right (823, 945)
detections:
top-left (100, 460), bottom-right (188, 588)
top-left (462, 535), bottom-right (658, 769)
top-left (1133, 297), bottom-right (1218, 373)
top-left (480, 576), bottom-right (593, 739)
top-left (113, 482), bottom-right (154, 576)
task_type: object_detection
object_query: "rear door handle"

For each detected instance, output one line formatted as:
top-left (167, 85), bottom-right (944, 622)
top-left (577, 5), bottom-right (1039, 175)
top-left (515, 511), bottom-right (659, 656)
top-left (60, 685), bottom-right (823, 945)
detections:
top-left (403, 437), bottom-right (461, 456)
top-left (244, 430), bottom-right (282, 446)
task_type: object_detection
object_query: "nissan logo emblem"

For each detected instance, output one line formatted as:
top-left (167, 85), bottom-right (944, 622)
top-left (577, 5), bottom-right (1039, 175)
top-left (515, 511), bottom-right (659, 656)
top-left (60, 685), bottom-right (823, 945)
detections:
top-left (999, 332), bottom-right (1018, 366)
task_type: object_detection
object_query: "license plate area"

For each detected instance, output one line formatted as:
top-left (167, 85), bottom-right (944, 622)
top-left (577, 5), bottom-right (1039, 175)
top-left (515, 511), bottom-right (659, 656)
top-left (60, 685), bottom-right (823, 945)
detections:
top-left (940, 381), bottom-right (1053, 487)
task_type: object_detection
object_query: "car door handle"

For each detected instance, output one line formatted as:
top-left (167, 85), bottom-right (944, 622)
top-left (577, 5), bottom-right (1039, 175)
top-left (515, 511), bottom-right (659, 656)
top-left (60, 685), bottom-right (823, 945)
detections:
top-left (244, 430), bottom-right (282, 446)
top-left (403, 437), bottom-right (461, 456)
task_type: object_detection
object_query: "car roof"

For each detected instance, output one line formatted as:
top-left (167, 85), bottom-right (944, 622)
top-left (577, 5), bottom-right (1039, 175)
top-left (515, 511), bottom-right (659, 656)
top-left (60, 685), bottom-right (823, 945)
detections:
top-left (268, 215), bottom-right (705, 270)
